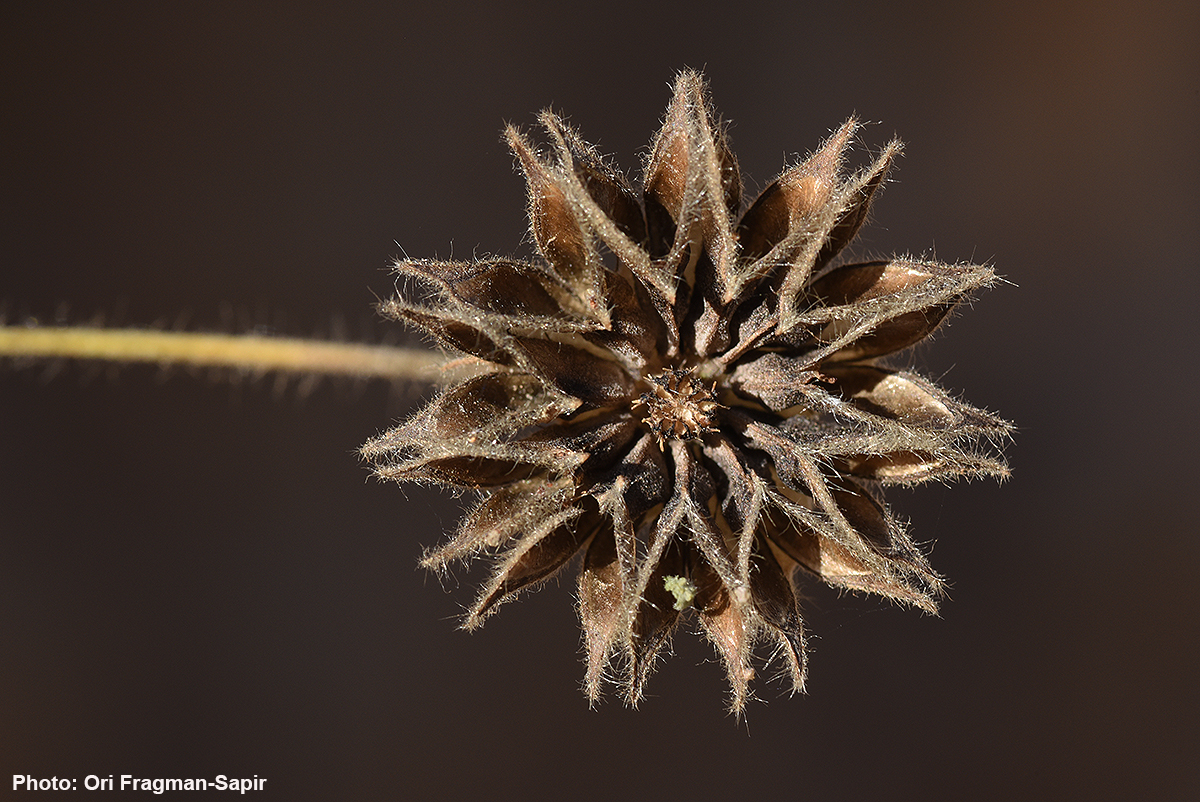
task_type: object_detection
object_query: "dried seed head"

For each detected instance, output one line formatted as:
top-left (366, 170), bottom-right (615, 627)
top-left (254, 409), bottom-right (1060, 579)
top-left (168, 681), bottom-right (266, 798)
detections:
top-left (638, 368), bottom-right (723, 445)
top-left (363, 70), bottom-right (1011, 713)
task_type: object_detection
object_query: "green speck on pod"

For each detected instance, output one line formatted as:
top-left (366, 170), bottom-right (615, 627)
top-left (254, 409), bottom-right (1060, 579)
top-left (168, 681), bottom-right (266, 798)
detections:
top-left (663, 575), bottom-right (697, 611)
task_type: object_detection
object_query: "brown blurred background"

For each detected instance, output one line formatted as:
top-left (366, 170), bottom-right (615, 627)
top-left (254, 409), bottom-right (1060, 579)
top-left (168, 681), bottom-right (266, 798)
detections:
top-left (2, 1), bottom-right (1197, 799)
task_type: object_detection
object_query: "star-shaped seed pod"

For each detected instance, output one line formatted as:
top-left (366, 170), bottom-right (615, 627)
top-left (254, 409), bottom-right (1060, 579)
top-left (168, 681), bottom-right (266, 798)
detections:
top-left (362, 70), bottom-right (1011, 713)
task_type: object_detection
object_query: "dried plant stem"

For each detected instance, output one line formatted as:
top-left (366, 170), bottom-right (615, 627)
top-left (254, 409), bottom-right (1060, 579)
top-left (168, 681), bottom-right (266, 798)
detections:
top-left (0, 325), bottom-right (445, 381)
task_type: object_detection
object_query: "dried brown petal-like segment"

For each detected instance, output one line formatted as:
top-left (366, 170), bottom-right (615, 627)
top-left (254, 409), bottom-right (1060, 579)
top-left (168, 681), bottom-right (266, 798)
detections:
top-left (694, 558), bottom-right (755, 713)
top-left (578, 448), bottom-right (665, 703)
top-left (421, 477), bottom-right (574, 570)
top-left (827, 305), bottom-right (955, 362)
top-left (722, 123), bottom-right (857, 310)
top-left (577, 528), bottom-right (626, 702)
top-left (814, 139), bottom-right (899, 272)
top-left (583, 432), bottom-right (671, 518)
top-left (798, 259), bottom-right (994, 360)
top-left (690, 119), bottom-right (741, 298)
top-left (362, 376), bottom-right (598, 485)
top-left (362, 372), bottom-right (564, 460)
top-left (663, 442), bottom-right (744, 596)
top-left (620, 445), bottom-right (701, 703)
top-left (539, 111), bottom-right (647, 244)
top-left (809, 259), bottom-right (908, 307)
top-left (430, 372), bottom-right (553, 432)
top-left (519, 412), bottom-right (641, 477)
top-left (729, 352), bottom-right (824, 412)
top-left (822, 366), bottom-right (1011, 438)
top-left (829, 479), bottom-right (940, 600)
top-left (699, 437), bottom-right (770, 587)
top-left (643, 74), bottom-right (693, 243)
top-left (394, 258), bottom-right (571, 323)
top-left (808, 258), bottom-right (992, 318)
top-left (839, 447), bottom-right (1010, 485)
top-left (518, 115), bottom-right (670, 309)
top-left (515, 336), bottom-right (635, 403)
top-left (687, 286), bottom-right (731, 359)
top-left (361, 377), bottom-right (582, 493)
top-left (702, 437), bottom-right (762, 534)
top-left (773, 416), bottom-right (927, 463)
top-left (644, 71), bottom-right (740, 291)
top-left (765, 512), bottom-right (936, 612)
top-left (748, 540), bottom-right (806, 690)
top-left (824, 365), bottom-right (957, 426)
top-left (841, 451), bottom-right (938, 482)
top-left (379, 298), bottom-right (515, 365)
top-left (827, 478), bottom-right (892, 544)
top-left (582, 270), bottom-right (666, 372)
top-left (719, 292), bottom-right (786, 365)
top-left (737, 118), bottom-right (856, 262)
top-left (507, 128), bottom-right (607, 323)
top-left (466, 503), bottom-right (605, 628)
top-left (733, 425), bottom-right (931, 591)
top-left (725, 410), bottom-right (811, 484)
top-left (771, 142), bottom-right (901, 330)
top-left (516, 112), bottom-right (669, 309)
top-left (627, 540), bottom-right (686, 706)
top-left (376, 453), bottom-right (543, 489)
top-left (658, 71), bottom-right (743, 217)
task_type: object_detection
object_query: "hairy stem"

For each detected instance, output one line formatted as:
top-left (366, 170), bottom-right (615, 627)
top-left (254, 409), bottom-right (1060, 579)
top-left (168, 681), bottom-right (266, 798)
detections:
top-left (0, 325), bottom-right (446, 382)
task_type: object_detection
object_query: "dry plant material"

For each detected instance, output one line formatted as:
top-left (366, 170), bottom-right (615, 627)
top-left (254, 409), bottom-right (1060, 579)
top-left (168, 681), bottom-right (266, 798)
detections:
top-left (362, 71), bottom-right (1010, 712)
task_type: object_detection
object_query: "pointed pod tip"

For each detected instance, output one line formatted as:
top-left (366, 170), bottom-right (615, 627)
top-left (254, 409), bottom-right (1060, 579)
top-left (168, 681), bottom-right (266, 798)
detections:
top-left (505, 125), bottom-right (535, 163)
top-left (536, 107), bottom-right (565, 133)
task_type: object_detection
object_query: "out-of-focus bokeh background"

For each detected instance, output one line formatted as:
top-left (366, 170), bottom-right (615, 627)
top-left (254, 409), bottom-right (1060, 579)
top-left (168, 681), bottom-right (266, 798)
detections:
top-left (3, 2), bottom-right (1196, 799)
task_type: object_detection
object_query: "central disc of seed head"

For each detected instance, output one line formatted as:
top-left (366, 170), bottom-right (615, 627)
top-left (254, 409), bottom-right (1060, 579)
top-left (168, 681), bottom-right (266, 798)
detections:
top-left (638, 368), bottom-right (722, 446)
